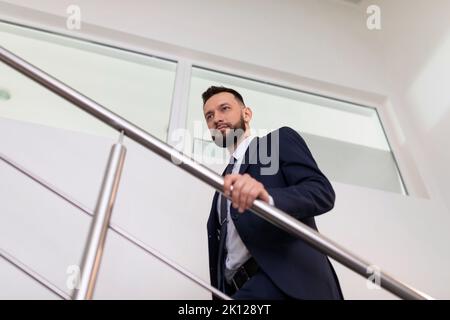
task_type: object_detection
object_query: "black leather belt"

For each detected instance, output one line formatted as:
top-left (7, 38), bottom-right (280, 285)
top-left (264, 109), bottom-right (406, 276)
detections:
top-left (230, 258), bottom-right (259, 291)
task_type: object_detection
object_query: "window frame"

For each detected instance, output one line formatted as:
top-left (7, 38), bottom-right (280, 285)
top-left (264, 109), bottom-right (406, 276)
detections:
top-left (0, 18), bottom-right (421, 197)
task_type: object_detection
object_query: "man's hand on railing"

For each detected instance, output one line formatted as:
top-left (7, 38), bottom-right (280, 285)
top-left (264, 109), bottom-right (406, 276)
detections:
top-left (223, 173), bottom-right (271, 213)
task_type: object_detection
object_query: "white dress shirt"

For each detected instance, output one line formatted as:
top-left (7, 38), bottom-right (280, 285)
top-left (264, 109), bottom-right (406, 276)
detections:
top-left (216, 134), bottom-right (274, 280)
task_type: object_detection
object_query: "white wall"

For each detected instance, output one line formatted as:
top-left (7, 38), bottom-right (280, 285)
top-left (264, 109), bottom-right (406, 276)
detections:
top-left (1, 0), bottom-right (449, 299)
top-left (369, 0), bottom-right (450, 211)
top-left (1, 0), bottom-right (386, 93)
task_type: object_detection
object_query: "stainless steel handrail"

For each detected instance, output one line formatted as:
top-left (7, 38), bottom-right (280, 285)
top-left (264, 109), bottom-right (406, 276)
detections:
top-left (0, 45), bottom-right (431, 300)
top-left (0, 151), bottom-right (230, 300)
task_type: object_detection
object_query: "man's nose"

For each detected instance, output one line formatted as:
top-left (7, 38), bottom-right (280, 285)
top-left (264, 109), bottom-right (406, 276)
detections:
top-left (214, 116), bottom-right (225, 126)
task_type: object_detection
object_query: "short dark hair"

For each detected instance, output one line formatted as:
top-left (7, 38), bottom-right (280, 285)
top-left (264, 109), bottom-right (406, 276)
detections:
top-left (202, 86), bottom-right (245, 106)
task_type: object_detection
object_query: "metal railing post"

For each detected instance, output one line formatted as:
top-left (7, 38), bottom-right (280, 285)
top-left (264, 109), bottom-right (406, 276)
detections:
top-left (73, 133), bottom-right (126, 300)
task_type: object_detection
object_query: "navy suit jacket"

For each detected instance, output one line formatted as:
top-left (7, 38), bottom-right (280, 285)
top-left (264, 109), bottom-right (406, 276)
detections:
top-left (207, 126), bottom-right (343, 300)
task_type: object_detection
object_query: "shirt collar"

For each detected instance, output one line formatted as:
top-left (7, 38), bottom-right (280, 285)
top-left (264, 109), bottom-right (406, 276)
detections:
top-left (231, 134), bottom-right (256, 162)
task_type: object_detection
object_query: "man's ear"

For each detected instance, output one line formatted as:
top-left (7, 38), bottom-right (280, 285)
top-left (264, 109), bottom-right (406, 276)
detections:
top-left (243, 106), bottom-right (253, 122)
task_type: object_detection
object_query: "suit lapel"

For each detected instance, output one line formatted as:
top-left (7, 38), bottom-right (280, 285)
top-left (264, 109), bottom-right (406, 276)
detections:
top-left (207, 191), bottom-right (220, 230)
top-left (238, 136), bottom-right (259, 175)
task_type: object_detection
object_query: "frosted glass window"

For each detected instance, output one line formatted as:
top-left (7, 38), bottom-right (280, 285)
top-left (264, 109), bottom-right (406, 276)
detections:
top-left (187, 67), bottom-right (406, 195)
top-left (0, 21), bottom-right (176, 140)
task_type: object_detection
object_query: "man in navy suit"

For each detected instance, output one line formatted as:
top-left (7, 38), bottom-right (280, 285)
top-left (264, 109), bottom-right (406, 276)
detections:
top-left (203, 86), bottom-right (343, 300)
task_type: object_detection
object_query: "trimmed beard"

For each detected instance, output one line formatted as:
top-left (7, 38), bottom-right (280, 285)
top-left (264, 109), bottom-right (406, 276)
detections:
top-left (211, 116), bottom-right (246, 148)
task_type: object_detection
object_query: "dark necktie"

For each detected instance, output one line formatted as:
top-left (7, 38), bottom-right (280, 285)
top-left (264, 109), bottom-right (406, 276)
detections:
top-left (217, 156), bottom-right (235, 292)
